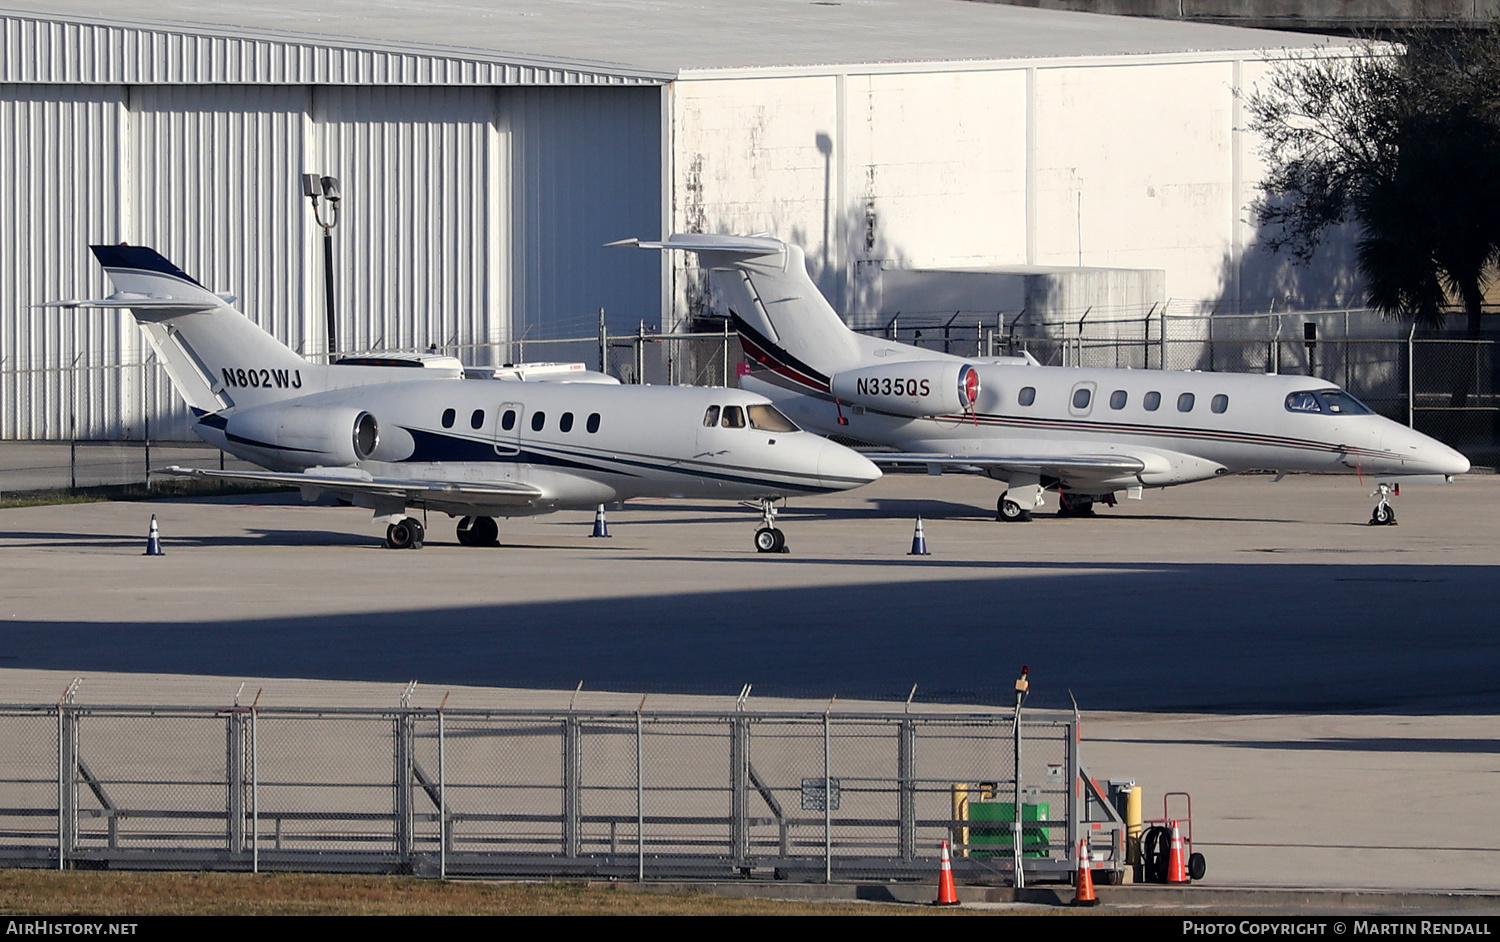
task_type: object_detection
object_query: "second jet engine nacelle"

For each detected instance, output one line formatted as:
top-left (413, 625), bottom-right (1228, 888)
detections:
top-left (829, 361), bottom-right (980, 417)
top-left (224, 403), bottom-right (384, 467)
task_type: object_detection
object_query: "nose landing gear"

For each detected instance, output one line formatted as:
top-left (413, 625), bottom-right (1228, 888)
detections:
top-left (754, 498), bottom-right (788, 553)
top-left (1369, 483), bottom-right (1398, 526)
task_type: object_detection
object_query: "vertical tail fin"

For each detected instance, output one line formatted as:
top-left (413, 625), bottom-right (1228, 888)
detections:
top-left (614, 234), bottom-right (870, 388)
top-left (78, 245), bottom-right (319, 412)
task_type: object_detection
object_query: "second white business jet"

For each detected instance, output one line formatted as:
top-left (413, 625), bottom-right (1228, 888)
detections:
top-left (616, 234), bottom-right (1468, 524)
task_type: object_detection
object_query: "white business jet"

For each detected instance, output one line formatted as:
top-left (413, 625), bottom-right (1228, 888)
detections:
top-left (53, 244), bottom-right (879, 550)
top-left (616, 234), bottom-right (1468, 524)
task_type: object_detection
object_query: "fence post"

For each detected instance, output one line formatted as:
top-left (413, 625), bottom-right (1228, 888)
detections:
top-left (395, 712), bottom-right (414, 866)
top-left (635, 709), bottom-right (644, 881)
top-left (563, 716), bottom-right (581, 858)
top-left (823, 712), bottom-right (832, 883)
top-left (226, 711), bottom-right (246, 853)
top-left (898, 718), bottom-right (916, 862)
top-left (598, 307), bottom-right (608, 376)
top-left (1067, 717), bottom-right (1081, 882)
top-left (730, 715), bottom-right (749, 868)
top-left (57, 706), bottom-right (77, 869)
top-left (635, 322), bottom-right (645, 385)
top-left (438, 709), bottom-right (447, 880)
top-left (1408, 324), bottom-right (1417, 428)
top-left (251, 707), bottom-right (259, 874)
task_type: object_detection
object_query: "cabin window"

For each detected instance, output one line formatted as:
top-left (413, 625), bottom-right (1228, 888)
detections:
top-left (586, 413), bottom-right (601, 433)
top-left (560, 412), bottom-right (574, 433)
top-left (470, 409), bottom-right (485, 430)
top-left (1177, 393), bottom-right (1195, 412)
top-left (1144, 391), bottom-right (1161, 411)
top-left (1072, 387), bottom-right (1092, 410)
top-left (748, 404), bottom-right (799, 432)
top-left (1018, 386), bottom-right (1036, 407)
top-left (703, 405), bottom-right (720, 427)
top-left (441, 408), bottom-right (455, 428)
top-left (722, 405), bottom-right (746, 428)
top-left (1319, 390), bottom-right (1374, 414)
top-left (1285, 389), bottom-right (1374, 415)
top-left (502, 409), bottom-right (516, 431)
top-left (1110, 390), bottom-right (1127, 410)
top-left (531, 411), bottom-right (546, 432)
top-left (1211, 394), bottom-right (1229, 414)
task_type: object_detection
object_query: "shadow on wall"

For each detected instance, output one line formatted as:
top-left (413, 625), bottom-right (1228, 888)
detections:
top-left (1218, 216), bottom-right (1365, 318)
top-left (678, 130), bottom-right (911, 327)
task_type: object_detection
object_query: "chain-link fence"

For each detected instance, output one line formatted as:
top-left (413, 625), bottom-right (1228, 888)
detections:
top-left (0, 703), bottom-right (1122, 883)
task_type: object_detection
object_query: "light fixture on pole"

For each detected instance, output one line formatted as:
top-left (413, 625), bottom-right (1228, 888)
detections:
top-left (302, 173), bottom-right (341, 356)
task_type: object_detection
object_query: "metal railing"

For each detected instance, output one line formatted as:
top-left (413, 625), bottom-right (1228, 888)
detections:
top-left (0, 702), bottom-right (1122, 883)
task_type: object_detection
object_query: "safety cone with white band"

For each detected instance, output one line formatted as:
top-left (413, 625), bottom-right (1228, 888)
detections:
top-left (1167, 820), bottom-right (1189, 884)
top-left (144, 514), bottom-right (164, 556)
top-left (590, 504), bottom-right (611, 538)
top-left (909, 516), bottom-right (930, 556)
top-left (932, 839), bottom-right (960, 906)
top-left (1072, 836), bottom-right (1099, 906)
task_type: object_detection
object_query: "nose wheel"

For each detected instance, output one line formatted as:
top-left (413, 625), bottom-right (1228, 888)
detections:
top-left (754, 498), bottom-right (788, 553)
top-left (1369, 483), bottom-right (1398, 526)
top-left (385, 517), bottom-right (425, 549)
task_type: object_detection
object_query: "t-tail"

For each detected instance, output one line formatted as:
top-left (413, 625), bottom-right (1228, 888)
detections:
top-left (613, 234), bottom-right (949, 392)
top-left (51, 245), bottom-right (322, 413)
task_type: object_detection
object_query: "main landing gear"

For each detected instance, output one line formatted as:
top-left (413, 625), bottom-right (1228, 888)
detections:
top-left (456, 515), bottom-right (499, 546)
top-left (385, 517), bottom-right (425, 550)
top-left (1369, 483), bottom-right (1398, 526)
top-left (997, 493), bottom-right (1031, 522)
top-left (754, 498), bottom-right (788, 554)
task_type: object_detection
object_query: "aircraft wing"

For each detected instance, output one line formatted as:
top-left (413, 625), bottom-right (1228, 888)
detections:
top-left (157, 466), bottom-right (545, 507)
top-left (864, 452), bottom-right (1148, 477)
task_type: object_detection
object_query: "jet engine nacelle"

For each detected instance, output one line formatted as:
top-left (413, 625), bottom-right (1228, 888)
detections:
top-left (224, 404), bottom-right (388, 467)
top-left (829, 361), bottom-right (980, 417)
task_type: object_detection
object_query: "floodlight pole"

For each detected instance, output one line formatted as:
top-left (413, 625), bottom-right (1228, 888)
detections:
top-left (303, 173), bottom-right (341, 357)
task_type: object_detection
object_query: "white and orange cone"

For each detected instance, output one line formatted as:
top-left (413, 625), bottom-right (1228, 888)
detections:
top-left (932, 839), bottom-right (960, 906)
top-left (1167, 820), bottom-right (1189, 884)
top-left (1072, 836), bottom-right (1099, 906)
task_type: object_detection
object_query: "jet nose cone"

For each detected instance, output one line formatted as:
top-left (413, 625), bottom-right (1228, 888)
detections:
top-left (1438, 444), bottom-right (1471, 477)
top-left (818, 439), bottom-right (882, 490)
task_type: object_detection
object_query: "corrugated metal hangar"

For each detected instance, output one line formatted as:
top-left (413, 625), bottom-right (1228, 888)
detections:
top-left (0, 0), bottom-right (1344, 439)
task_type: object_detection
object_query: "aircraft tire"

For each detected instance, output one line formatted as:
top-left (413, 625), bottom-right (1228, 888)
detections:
top-left (1370, 504), bottom-right (1396, 526)
top-left (997, 494), bottom-right (1031, 523)
top-left (457, 516), bottom-right (498, 547)
top-left (386, 517), bottom-right (424, 550)
top-left (755, 527), bottom-right (785, 553)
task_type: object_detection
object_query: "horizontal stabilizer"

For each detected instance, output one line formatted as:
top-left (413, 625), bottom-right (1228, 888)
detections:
top-left (608, 233), bottom-right (787, 265)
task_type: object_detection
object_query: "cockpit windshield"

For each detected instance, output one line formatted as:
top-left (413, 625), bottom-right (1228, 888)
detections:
top-left (1285, 389), bottom-right (1375, 415)
top-left (747, 404), bottom-right (800, 432)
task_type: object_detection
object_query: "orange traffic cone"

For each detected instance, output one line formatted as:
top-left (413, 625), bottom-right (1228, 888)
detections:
top-left (1166, 820), bottom-right (1189, 883)
top-left (932, 839), bottom-right (960, 906)
top-left (1072, 836), bottom-right (1100, 906)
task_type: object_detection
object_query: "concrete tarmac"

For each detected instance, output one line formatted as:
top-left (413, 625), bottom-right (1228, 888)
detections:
top-left (0, 471), bottom-right (1497, 893)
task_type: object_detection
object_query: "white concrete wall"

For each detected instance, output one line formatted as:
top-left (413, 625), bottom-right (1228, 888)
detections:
top-left (668, 53), bottom-right (1334, 331)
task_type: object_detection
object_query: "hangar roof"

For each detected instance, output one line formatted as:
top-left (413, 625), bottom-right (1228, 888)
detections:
top-left (0, 0), bottom-right (1343, 85)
